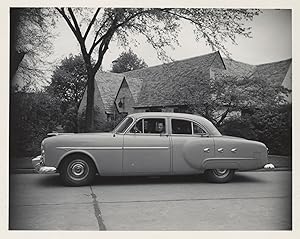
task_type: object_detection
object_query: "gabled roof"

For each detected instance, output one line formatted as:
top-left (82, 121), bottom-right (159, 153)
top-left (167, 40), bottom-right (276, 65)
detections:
top-left (123, 52), bottom-right (223, 107)
top-left (94, 71), bottom-right (124, 113)
top-left (252, 59), bottom-right (292, 85)
top-left (94, 71), bottom-right (144, 113)
top-left (92, 53), bottom-right (291, 113)
top-left (125, 77), bottom-right (143, 103)
top-left (223, 58), bottom-right (256, 77)
top-left (215, 58), bottom-right (291, 86)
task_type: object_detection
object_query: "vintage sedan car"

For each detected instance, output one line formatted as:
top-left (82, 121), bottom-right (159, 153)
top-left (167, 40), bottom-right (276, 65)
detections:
top-left (32, 112), bottom-right (269, 186)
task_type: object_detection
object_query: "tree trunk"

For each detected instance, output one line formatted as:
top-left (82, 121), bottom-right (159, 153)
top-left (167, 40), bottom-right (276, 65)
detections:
top-left (216, 107), bottom-right (230, 127)
top-left (85, 70), bottom-right (96, 132)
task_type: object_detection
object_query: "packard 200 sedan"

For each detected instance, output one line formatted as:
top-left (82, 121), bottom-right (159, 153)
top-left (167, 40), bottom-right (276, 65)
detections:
top-left (32, 112), bottom-right (269, 186)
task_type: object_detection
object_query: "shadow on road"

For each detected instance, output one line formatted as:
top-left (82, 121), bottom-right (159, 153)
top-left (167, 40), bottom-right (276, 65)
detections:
top-left (35, 172), bottom-right (266, 187)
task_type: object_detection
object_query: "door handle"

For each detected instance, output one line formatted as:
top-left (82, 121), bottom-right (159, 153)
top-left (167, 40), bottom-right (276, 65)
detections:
top-left (231, 148), bottom-right (237, 153)
top-left (217, 148), bottom-right (224, 153)
top-left (203, 148), bottom-right (210, 153)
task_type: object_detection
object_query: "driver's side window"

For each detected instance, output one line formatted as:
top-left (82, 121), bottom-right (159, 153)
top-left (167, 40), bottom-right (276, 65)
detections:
top-left (129, 118), bottom-right (166, 134)
top-left (129, 119), bottom-right (143, 133)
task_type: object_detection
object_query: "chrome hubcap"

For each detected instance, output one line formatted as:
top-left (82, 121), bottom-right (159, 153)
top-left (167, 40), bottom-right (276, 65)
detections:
top-left (67, 159), bottom-right (89, 181)
top-left (72, 163), bottom-right (85, 176)
top-left (212, 169), bottom-right (230, 178)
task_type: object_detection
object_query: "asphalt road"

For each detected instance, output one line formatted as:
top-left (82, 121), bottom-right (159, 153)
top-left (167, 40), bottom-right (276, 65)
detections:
top-left (9, 171), bottom-right (292, 230)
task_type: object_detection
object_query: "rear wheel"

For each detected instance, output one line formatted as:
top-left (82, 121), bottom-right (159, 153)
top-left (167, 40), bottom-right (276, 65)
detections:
top-left (205, 169), bottom-right (235, 183)
top-left (60, 154), bottom-right (96, 186)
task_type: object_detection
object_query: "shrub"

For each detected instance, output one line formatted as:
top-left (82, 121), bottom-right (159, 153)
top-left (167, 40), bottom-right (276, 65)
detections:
top-left (10, 91), bottom-right (61, 157)
top-left (219, 104), bottom-right (291, 156)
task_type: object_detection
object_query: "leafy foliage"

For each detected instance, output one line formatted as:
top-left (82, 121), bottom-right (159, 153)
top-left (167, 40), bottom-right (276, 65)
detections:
top-left (47, 54), bottom-right (88, 132)
top-left (10, 8), bottom-right (55, 85)
top-left (111, 50), bottom-right (148, 73)
top-left (175, 71), bottom-right (290, 127)
top-left (219, 104), bottom-right (292, 156)
top-left (10, 91), bottom-right (61, 157)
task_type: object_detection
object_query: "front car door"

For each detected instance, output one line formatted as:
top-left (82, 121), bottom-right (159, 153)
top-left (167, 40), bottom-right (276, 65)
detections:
top-left (123, 117), bottom-right (171, 174)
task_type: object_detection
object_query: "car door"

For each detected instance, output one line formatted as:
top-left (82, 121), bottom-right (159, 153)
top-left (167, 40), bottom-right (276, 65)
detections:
top-left (171, 118), bottom-right (215, 173)
top-left (123, 117), bottom-right (171, 174)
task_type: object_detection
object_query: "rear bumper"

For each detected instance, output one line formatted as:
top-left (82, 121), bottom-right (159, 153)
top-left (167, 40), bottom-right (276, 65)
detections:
top-left (32, 155), bottom-right (57, 174)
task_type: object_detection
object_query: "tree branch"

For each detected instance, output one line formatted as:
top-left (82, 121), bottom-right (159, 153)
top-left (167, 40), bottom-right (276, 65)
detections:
top-left (56, 8), bottom-right (81, 41)
top-left (67, 8), bottom-right (83, 40)
top-left (83, 8), bottom-right (100, 40)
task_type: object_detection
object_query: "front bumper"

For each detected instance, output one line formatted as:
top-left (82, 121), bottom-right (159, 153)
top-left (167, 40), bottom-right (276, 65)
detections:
top-left (32, 155), bottom-right (57, 174)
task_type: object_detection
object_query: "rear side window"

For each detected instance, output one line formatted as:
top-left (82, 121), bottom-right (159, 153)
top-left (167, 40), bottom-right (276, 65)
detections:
top-left (171, 119), bottom-right (192, 134)
top-left (193, 123), bottom-right (208, 135)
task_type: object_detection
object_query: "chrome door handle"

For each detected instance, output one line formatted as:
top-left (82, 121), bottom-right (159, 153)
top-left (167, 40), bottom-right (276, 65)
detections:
top-left (217, 148), bottom-right (224, 153)
top-left (231, 148), bottom-right (237, 153)
top-left (203, 148), bottom-right (210, 153)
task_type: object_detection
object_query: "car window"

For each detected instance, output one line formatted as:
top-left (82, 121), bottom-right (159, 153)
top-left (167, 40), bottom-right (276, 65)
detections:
top-left (193, 123), bottom-right (208, 135)
top-left (144, 118), bottom-right (165, 134)
top-left (129, 118), bottom-right (166, 134)
top-left (129, 119), bottom-right (143, 133)
top-left (171, 119), bottom-right (192, 134)
top-left (115, 117), bottom-right (133, 133)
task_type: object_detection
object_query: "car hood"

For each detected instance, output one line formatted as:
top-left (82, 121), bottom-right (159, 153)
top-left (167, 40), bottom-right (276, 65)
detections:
top-left (43, 132), bottom-right (115, 147)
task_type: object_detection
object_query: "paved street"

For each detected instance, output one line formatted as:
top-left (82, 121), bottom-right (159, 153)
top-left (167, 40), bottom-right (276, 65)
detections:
top-left (9, 171), bottom-right (292, 230)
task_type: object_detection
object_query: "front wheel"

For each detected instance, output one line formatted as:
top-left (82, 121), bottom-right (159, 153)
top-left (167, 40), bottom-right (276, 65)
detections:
top-left (204, 169), bottom-right (235, 183)
top-left (60, 154), bottom-right (96, 186)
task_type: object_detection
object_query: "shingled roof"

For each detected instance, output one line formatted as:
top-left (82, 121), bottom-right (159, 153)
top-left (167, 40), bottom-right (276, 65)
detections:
top-left (91, 53), bottom-right (291, 114)
top-left (252, 59), bottom-right (292, 86)
top-left (216, 58), bottom-right (291, 86)
top-left (94, 71), bottom-right (124, 113)
top-left (125, 77), bottom-right (143, 103)
top-left (124, 52), bottom-right (224, 108)
top-left (223, 58), bottom-right (256, 77)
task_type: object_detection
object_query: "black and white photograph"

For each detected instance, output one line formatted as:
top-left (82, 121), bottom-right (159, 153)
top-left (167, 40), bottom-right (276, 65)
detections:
top-left (5, 2), bottom-right (295, 233)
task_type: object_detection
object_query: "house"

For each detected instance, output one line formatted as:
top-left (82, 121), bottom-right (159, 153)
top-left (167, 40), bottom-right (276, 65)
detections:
top-left (78, 51), bottom-right (292, 129)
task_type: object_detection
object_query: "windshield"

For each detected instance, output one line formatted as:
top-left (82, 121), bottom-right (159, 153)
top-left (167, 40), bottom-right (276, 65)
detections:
top-left (113, 117), bottom-right (134, 133)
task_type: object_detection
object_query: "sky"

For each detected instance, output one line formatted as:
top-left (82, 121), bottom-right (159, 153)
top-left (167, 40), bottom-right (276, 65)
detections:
top-left (50, 9), bottom-right (291, 72)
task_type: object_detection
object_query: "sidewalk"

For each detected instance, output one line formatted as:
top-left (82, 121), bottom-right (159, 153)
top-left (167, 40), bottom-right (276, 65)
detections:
top-left (9, 155), bottom-right (292, 174)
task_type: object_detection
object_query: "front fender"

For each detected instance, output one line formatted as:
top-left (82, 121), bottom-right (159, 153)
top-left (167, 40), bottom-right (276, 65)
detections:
top-left (56, 149), bottom-right (100, 174)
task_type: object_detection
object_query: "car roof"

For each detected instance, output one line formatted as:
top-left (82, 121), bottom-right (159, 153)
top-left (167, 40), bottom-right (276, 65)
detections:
top-left (129, 112), bottom-right (202, 120)
top-left (127, 112), bottom-right (221, 136)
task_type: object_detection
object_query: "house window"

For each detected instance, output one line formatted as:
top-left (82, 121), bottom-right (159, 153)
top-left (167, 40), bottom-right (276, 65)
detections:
top-left (173, 107), bottom-right (190, 113)
top-left (148, 107), bottom-right (162, 112)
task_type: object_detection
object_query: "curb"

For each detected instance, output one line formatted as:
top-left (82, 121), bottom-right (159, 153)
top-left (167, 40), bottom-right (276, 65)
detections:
top-left (254, 168), bottom-right (292, 172)
top-left (10, 168), bottom-right (292, 174)
top-left (10, 169), bottom-right (36, 174)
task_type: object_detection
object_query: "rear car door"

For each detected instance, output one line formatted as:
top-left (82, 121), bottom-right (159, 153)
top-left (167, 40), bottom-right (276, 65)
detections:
top-left (171, 118), bottom-right (215, 173)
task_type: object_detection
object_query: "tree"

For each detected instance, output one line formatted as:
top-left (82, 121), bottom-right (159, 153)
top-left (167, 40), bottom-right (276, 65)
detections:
top-left (173, 70), bottom-right (290, 127)
top-left (10, 8), bottom-right (55, 85)
top-left (47, 54), bottom-right (88, 132)
top-left (111, 49), bottom-right (148, 73)
top-left (56, 8), bottom-right (260, 131)
top-left (219, 104), bottom-right (291, 156)
top-left (10, 90), bottom-right (61, 157)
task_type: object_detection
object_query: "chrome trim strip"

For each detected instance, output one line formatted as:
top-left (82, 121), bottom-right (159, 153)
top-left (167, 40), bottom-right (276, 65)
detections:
top-left (56, 146), bottom-right (169, 150)
top-left (123, 146), bottom-right (169, 150)
top-left (56, 146), bottom-right (123, 150)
